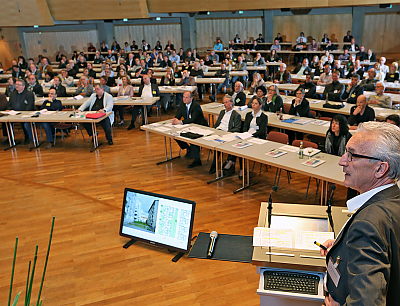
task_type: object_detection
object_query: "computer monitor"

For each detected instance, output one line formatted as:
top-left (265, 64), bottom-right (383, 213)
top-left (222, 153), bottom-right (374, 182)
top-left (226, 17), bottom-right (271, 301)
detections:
top-left (119, 188), bottom-right (196, 253)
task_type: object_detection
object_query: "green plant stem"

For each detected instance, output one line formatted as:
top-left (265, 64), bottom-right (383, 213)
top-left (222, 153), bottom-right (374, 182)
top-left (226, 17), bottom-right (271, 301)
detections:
top-left (8, 237), bottom-right (18, 306)
top-left (26, 246), bottom-right (38, 306)
top-left (25, 261), bottom-right (31, 306)
top-left (36, 216), bottom-right (55, 306)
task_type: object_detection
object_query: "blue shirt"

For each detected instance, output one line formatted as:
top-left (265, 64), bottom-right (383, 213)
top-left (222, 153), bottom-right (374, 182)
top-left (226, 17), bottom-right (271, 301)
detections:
top-left (213, 43), bottom-right (223, 51)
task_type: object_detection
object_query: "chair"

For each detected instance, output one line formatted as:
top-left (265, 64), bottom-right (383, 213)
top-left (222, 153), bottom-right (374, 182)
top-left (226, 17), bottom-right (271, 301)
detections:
top-left (283, 104), bottom-right (291, 114)
top-left (53, 109), bottom-right (85, 146)
top-left (310, 110), bottom-right (317, 118)
top-left (319, 117), bottom-right (332, 122)
top-left (292, 140), bottom-right (320, 199)
top-left (267, 131), bottom-right (290, 188)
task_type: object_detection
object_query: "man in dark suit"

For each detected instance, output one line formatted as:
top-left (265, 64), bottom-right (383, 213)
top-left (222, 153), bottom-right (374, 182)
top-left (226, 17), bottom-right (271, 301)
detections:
top-left (27, 74), bottom-right (44, 97)
top-left (287, 88), bottom-right (313, 143)
top-left (172, 91), bottom-right (208, 168)
top-left (11, 65), bottom-right (25, 80)
top-left (164, 40), bottom-right (174, 51)
top-left (209, 95), bottom-right (242, 174)
top-left (127, 74), bottom-right (160, 130)
top-left (296, 74), bottom-right (317, 99)
top-left (342, 74), bottom-right (364, 104)
top-left (346, 60), bottom-right (364, 79)
top-left (322, 71), bottom-right (345, 101)
top-left (345, 38), bottom-right (360, 52)
top-left (6, 79), bottom-right (35, 144)
top-left (292, 58), bottom-right (312, 75)
top-left (50, 76), bottom-right (67, 97)
top-left (232, 81), bottom-right (246, 106)
top-left (321, 121), bottom-right (400, 306)
top-left (343, 30), bottom-right (353, 42)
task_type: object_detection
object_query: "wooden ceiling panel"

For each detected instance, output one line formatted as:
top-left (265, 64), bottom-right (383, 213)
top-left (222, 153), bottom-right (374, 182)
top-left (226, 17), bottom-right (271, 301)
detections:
top-left (47, 0), bottom-right (149, 20)
top-left (147, 0), bottom-right (230, 13)
top-left (0, 0), bottom-right (53, 27)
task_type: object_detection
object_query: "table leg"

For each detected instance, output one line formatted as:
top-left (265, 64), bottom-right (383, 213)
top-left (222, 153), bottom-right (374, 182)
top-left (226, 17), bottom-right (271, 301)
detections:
top-left (143, 106), bottom-right (148, 125)
top-left (90, 122), bottom-right (102, 152)
top-left (207, 150), bottom-right (227, 184)
top-left (28, 122), bottom-right (42, 151)
top-left (233, 158), bottom-right (258, 194)
top-left (4, 123), bottom-right (20, 151)
top-left (156, 136), bottom-right (181, 165)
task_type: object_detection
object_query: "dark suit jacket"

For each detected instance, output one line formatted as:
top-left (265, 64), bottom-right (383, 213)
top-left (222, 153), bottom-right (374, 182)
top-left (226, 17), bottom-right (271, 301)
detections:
top-left (347, 67), bottom-right (364, 80)
top-left (342, 84), bottom-right (364, 104)
top-left (322, 81), bottom-right (345, 102)
top-left (243, 112), bottom-right (268, 139)
top-left (326, 185), bottom-right (400, 306)
top-left (28, 83), bottom-right (44, 97)
top-left (174, 101), bottom-right (208, 126)
top-left (367, 53), bottom-right (376, 62)
top-left (8, 89), bottom-right (35, 111)
top-left (296, 82), bottom-right (317, 99)
top-left (348, 105), bottom-right (375, 126)
top-left (292, 65), bottom-right (312, 75)
top-left (138, 83), bottom-right (160, 97)
top-left (273, 71), bottom-right (292, 84)
top-left (51, 85), bottom-right (67, 97)
top-left (233, 92), bottom-right (246, 106)
top-left (288, 98), bottom-right (313, 118)
top-left (264, 95), bottom-right (283, 113)
top-left (213, 109), bottom-right (241, 132)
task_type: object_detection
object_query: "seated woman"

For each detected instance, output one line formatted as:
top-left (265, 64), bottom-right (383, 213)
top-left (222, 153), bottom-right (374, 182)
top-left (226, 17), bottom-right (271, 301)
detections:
top-left (265, 49), bottom-right (281, 80)
top-left (248, 86), bottom-right (267, 108)
top-left (384, 62), bottom-right (399, 83)
top-left (313, 60), bottom-right (325, 77)
top-left (325, 114), bottom-right (356, 200)
top-left (160, 68), bottom-right (176, 111)
top-left (310, 55), bottom-right (319, 70)
top-left (263, 85), bottom-right (283, 113)
top-left (5, 77), bottom-right (16, 97)
top-left (114, 76), bottom-right (134, 125)
top-left (172, 62), bottom-right (182, 79)
top-left (249, 73), bottom-right (266, 95)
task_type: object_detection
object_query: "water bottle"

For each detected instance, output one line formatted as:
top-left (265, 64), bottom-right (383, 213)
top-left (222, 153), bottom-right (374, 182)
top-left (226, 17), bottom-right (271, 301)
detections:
top-left (299, 141), bottom-right (304, 159)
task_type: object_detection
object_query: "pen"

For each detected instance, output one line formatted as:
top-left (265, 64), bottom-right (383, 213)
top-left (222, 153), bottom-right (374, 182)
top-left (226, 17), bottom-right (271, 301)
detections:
top-left (314, 241), bottom-right (327, 251)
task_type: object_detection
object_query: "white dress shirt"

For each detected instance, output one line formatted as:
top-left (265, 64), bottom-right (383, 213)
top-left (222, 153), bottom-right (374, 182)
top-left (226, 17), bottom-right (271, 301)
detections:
top-left (247, 110), bottom-right (262, 134)
top-left (217, 109), bottom-right (233, 131)
top-left (141, 84), bottom-right (152, 97)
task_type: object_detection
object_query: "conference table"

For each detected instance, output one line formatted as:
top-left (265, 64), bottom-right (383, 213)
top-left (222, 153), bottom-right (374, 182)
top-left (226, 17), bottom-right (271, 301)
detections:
top-left (141, 119), bottom-right (343, 203)
top-left (0, 110), bottom-right (112, 152)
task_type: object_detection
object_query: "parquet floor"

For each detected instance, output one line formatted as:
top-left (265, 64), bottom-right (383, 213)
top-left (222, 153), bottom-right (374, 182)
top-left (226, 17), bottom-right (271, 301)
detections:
top-left (0, 108), bottom-right (347, 306)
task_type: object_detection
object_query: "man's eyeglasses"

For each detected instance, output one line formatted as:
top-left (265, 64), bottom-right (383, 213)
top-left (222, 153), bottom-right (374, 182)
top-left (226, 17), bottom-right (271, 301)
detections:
top-left (345, 149), bottom-right (382, 162)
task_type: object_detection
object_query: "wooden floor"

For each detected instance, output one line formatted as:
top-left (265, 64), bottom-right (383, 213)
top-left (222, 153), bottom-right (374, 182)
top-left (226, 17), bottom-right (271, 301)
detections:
top-left (0, 107), bottom-right (348, 306)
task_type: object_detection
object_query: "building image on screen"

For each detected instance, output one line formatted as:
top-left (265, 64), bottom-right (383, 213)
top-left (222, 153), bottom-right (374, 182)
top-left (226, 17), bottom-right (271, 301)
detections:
top-left (123, 192), bottom-right (159, 234)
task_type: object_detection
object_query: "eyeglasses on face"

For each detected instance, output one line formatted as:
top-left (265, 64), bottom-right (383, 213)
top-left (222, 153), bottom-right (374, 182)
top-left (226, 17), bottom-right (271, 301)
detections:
top-left (344, 149), bottom-right (382, 162)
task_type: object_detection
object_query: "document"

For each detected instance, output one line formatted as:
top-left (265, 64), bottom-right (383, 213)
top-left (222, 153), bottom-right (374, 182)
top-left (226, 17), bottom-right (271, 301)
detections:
top-left (153, 127), bottom-right (171, 132)
top-left (293, 118), bottom-right (312, 125)
top-left (279, 145), bottom-right (299, 153)
top-left (247, 138), bottom-right (268, 145)
top-left (302, 158), bottom-right (326, 167)
top-left (235, 132), bottom-right (253, 140)
top-left (295, 231), bottom-right (334, 251)
top-left (231, 141), bottom-right (253, 149)
top-left (265, 149), bottom-right (287, 158)
top-left (1, 111), bottom-right (21, 116)
top-left (74, 95), bottom-right (84, 100)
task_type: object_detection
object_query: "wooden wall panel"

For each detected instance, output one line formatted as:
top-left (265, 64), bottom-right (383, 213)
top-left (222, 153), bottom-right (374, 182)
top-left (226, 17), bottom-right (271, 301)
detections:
top-left (46, 0), bottom-right (149, 21)
top-left (196, 17), bottom-right (262, 49)
top-left (0, 28), bottom-right (23, 67)
top-left (273, 14), bottom-right (352, 43)
top-left (382, 13), bottom-right (400, 54)
top-left (362, 14), bottom-right (385, 53)
top-left (0, 0), bottom-right (53, 27)
top-left (114, 24), bottom-right (182, 50)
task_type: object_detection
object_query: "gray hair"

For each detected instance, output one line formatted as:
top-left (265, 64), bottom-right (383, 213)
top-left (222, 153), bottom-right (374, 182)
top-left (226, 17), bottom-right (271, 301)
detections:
top-left (358, 121), bottom-right (400, 180)
top-left (376, 81), bottom-right (386, 90)
top-left (223, 95), bottom-right (234, 103)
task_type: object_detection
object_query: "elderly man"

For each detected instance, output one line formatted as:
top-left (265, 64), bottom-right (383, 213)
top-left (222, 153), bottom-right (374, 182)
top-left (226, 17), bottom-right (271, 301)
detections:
top-left (40, 58), bottom-right (53, 75)
top-left (367, 82), bottom-right (392, 108)
top-left (243, 49), bottom-right (254, 63)
top-left (79, 68), bottom-right (94, 87)
top-left (273, 63), bottom-right (292, 84)
top-left (231, 55), bottom-right (247, 87)
top-left (93, 51), bottom-right (104, 64)
top-left (172, 91), bottom-right (208, 168)
top-left (75, 76), bottom-right (93, 97)
top-left (190, 62), bottom-right (204, 100)
top-left (270, 40), bottom-right (281, 51)
top-left (231, 81), bottom-right (246, 106)
top-left (29, 64), bottom-right (42, 80)
top-left (317, 64), bottom-right (333, 86)
top-left (378, 57), bottom-right (390, 80)
top-left (292, 58), bottom-right (312, 75)
top-left (348, 95), bottom-right (375, 130)
top-left (342, 74), bottom-right (364, 104)
top-left (347, 60), bottom-right (364, 80)
top-left (360, 68), bottom-right (378, 91)
top-left (77, 84), bottom-right (114, 145)
top-left (209, 95), bottom-right (242, 175)
top-left (321, 121), bottom-right (400, 306)
top-left (333, 60), bottom-right (345, 78)
top-left (322, 70), bottom-right (344, 101)
top-left (24, 88), bottom-right (62, 149)
top-left (60, 70), bottom-right (74, 88)
top-left (105, 50), bottom-right (115, 61)
top-left (209, 50), bottom-right (219, 63)
top-left (27, 75), bottom-right (44, 97)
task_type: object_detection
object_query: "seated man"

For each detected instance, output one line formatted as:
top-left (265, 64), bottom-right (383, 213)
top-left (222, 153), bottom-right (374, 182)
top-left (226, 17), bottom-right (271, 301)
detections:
top-left (208, 50), bottom-right (219, 63)
top-left (79, 68), bottom-right (94, 87)
top-left (292, 38), bottom-right (307, 65)
top-left (27, 74), bottom-right (44, 97)
top-left (358, 45), bottom-right (368, 61)
top-left (209, 63), bottom-right (229, 102)
top-left (324, 40), bottom-right (337, 51)
top-left (296, 73), bottom-right (317, 99)
top-left (322, 70), bottom-right (344, 101)
top-left (367, 82), bottom-right (392, 108)
top-left (209, 95), bottom-right (242, 175)
top-left (231, 56), bottom-right (247, 86)
top-left (190, 62), bottom-right (204, 100)
top-left (345, 38), bottom-right (359, 52)
top-left (270, 40), bottom-right (281, 51)
top-left (50, 76), bottom-right (67, 97)
top-left (176, 70), bottom-right (190, 105)
top-left (86, 63), bottom-right (97, 78)
top-left (273, 63), bottom-right (292, 84)
top-left (213, 39), bottom-right (223, 51)
top-left (385, 114), bottom-right (400, 127)
top-left (172, 91), bottom-right (208, 168)
top-left (288, 88), bottom-right (313, 143)
top-left (292, 58), bottom-right (312, 75)
top-left (169, 50), bottom-right (180, 64)
top-left (29, 64), bottom-right (42, 80)
top-left (60, 70), bottom-right (74, 87)
top-left (160, 55), bottom-right (172, 68)
top-left (346, 60), bottom-right (364, 80)
top-left (333, 60), bottom-right (345, 78)
top-left (360, 68), bottom-right (378, 91)
top-left (104, 69), bottom-right (116, 87)
top-left (243, 49), bottom-right (254, 63)
top-left (75, 76), bottom-right (93, 97)
top-left (99, 76), bottom-right (111, 94)
top-left (127, 74), bottom-right (160, 130)
top-left (40, 58), bottom-right (53, 75)
top-left (93, 51), bottom-right (104, 64)
top-left (77, 84), bottom-right (114, 145)
top-left (317, 64), bottom-right (333, 86)
top-left (11, 65), bottom-right (25, 80)
top-left (135, 59), bottom-right (148, 78)
top-left (342, 74), bottom-right (364, 104)
top-left (24, 88), bottom-right (62, 149)
top-left (338, 49), bottom-right (350, 61)
top-left (348, 95), bottom-right (375, 130)
top-left (231, 81), bottom-right (246, 106)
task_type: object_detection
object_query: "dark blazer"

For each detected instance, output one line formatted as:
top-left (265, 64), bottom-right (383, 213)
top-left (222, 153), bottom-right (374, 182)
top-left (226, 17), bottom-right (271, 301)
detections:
top-left (322, 81), bottom-right (345, 102)
top-left (288, 98), bottom-right (313, 118)
top-left (346, 67), bottom-right (364, 79)
top-left (213, 109), bottom-right (242, 132)
top-left (326, 185), bottom-right (400, 306)
top-left (342, 84), bottom-right (364, 104)
top-left (233, 92), bottom-right (246, 106)
top-left (174, 101), bottom-right (208, 126)
top-left (344, 44), bottom-right (360, 51)
top-left (273, 71), bottom-right (292, 84)
top-left (348, 105), bottom-right (375, 126)
top-left (12, 70), bottom-right (25, 80)
top-left (50, 85), bottom-right (67, 97)
top-left (160, 76), bottom-right (175, 86)
top-left (28, 83), bottom-right (44, 97)
top-left (138, 83), bottom-right (160, 97)
top-left (243, 112), bottom-right (268, 139)
top-left (367, 53), bottom-right (376, 62)
top-left (292, 65), bottom-right (312, 75)
top-left (296, 82), bottom-right (317, 99)
top-left (39, 99), bottom-right (63, 111)
top-left (8, 89), bottom-right (35, 111)
top-left (264, 95), bottom-right (283, 113)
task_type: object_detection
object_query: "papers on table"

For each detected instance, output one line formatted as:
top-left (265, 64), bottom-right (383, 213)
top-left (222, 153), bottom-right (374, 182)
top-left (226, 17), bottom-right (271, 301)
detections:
top-left (302, 148), bottom-right (321, 157)
top-left (1, 111), bottom-right (21, 116)
top-left (203, 134), bottom-right (226, 143)
top-left (253, 227), bottom-right (334, 251)
top-left (234, 105), bottom-right (248, 111)
top-left (302, 158), bottom-right (326, 167)
top-left (281, 114), bottom-right (293, 120)
top-left (247, 138), bottom-right (268, 145)
top-left (181, 127), bottom-right (213, 136)
top-left (131, 98), bottom-right (145, 102)
top-left (153, 126), bottom-right (171, 132)
top-left (113, 96), bottom-right (129, 101)
top-left (311, 119), bottom-right (330, 126)
top-left (235, 132), bottom-right (253, 140)
top-left (176, 86), bottom-right (192, 91)
top-left (265, 149), bottom-right (287, 158)
top-left (293, 118), bottom-right (313, 125)
top-left (207, 104), bottom-right (224, 109)
top-left (279, 145), bottom-right (300, 153)
top-left (231, 141), bottom-right (253, 149)
top-left (73, 95), bottom-right (84, 100)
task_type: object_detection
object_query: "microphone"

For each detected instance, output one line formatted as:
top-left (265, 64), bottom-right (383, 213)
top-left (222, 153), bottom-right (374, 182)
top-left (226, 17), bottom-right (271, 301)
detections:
top-left (207, 231), bottom-right (218, 258)
top-left (268, 186), bottom-right (278, 228)
top-left (326, 184), bottom-right (336, 233)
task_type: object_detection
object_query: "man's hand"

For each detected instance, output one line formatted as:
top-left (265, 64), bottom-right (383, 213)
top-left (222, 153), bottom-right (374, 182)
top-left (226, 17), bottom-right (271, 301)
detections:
top-left (267, 93), bottom-right (273, 101)
top-left (172, 118), bottom-right (181, 125)
top-left (353, 106), bottom-right (362, 115)
top-left (323, 294), bottom-right (340, 306)
top-left (368, 99), bottom-right (378, 105)
top-left (294, 98), bottom-right (301, 106)
top-left (98, 109), bottom-right (105, 113)
top-left (320, 239), bottom-right (335, 256)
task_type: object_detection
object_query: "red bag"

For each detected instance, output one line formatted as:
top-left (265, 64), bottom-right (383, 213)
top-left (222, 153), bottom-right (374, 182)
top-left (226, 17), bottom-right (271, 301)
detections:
top-left (85, 113), bottom-right (106, 119)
